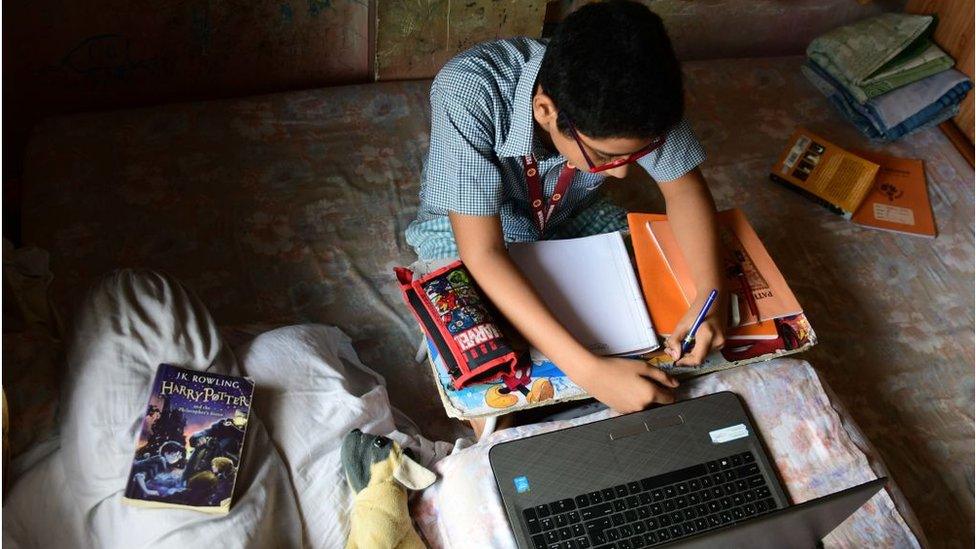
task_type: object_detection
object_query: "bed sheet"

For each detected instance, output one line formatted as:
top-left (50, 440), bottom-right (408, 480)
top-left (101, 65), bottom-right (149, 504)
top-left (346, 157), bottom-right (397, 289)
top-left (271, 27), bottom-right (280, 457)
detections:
top-left (413, 358), bottom-right (923, 548)
top-left (19, 55), bottom-right (974, 544)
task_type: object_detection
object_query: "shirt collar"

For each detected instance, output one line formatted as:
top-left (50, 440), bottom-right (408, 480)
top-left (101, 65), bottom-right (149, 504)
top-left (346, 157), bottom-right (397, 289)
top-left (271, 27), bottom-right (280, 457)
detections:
top-left (497, 51), bottom-right (545, 159)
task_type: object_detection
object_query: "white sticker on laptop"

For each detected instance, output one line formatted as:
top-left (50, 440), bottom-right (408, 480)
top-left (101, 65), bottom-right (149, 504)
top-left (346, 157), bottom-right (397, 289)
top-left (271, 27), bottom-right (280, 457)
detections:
top-left (709, 423), bottom-right (749, 444)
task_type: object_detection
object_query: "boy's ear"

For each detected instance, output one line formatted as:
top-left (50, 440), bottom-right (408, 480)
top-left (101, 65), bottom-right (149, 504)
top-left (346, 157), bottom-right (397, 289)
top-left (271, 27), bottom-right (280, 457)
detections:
top-left (392, 450), bottom-right (436, 491)
top-left (532, 88), bottom-right (558, 126)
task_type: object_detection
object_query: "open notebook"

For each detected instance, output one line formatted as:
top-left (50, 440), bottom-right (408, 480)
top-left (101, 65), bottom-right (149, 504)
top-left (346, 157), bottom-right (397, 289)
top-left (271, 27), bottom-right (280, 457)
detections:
top-left (508, 232), bottom-right (659, 356)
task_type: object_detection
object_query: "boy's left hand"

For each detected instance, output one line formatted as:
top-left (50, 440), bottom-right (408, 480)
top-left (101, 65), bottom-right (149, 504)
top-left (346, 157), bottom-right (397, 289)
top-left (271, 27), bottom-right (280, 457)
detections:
top-left (665, 293), bottom-right (728, 367)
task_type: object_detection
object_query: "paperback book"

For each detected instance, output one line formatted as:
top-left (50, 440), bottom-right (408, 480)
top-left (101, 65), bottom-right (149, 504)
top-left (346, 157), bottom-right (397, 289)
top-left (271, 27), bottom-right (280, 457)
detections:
top-left (122, 364), bottom-right (254, 513)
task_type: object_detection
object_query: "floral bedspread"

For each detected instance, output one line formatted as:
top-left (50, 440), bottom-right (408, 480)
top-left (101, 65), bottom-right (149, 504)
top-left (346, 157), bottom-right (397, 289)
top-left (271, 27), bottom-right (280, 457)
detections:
top-left (412, 359), bottom-right (923, 548)
top-left (19, 55), bottom-right (974, 544)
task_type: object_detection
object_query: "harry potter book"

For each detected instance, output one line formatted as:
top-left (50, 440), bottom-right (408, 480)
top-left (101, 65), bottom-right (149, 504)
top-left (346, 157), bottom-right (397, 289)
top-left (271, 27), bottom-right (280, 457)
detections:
top-left (122, 364), bottom-right (254, 514)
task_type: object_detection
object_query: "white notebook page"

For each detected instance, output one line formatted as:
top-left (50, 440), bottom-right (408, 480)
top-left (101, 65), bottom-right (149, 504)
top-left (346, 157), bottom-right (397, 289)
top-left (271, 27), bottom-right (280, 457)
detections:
top-left (508, 232), bottom-right (659, 356)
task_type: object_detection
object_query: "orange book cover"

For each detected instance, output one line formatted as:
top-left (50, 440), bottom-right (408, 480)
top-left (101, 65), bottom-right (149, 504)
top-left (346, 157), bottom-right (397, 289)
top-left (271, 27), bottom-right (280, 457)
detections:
top-left (850, 150), bottom-right (936, 238)
top-left (628, 209), bottom-right (802, 337)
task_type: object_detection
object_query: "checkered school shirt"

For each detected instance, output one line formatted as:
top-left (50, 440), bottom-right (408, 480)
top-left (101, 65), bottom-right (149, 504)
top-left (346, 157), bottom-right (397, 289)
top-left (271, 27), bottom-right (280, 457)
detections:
top-left (405, 37), bottom-right (706, 260)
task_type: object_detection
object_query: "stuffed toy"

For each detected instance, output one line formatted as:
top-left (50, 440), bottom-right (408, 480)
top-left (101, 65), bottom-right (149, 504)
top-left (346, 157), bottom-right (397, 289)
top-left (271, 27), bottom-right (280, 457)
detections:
top-left (341, 429), bottom-right (436, 549)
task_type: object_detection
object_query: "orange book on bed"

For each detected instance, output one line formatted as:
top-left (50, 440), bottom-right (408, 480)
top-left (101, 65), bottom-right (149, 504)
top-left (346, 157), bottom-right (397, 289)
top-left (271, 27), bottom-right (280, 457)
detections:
top-left (628, 209), bottom-right (801, 339)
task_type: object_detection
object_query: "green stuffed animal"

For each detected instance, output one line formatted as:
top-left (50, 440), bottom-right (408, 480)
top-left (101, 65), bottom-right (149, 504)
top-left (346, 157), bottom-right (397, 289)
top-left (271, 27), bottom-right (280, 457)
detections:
top-left (341, 429), bottom-right (436, 549)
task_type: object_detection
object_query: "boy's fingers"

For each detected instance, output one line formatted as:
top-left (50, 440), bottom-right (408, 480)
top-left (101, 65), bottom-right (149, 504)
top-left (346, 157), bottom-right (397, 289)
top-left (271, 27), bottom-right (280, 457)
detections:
top-left (643, 365), bottom-right (679, 387)
top-left (676, 327), bottom-right (714, 367)
top-left (653, 390), bottom-right (676, 405)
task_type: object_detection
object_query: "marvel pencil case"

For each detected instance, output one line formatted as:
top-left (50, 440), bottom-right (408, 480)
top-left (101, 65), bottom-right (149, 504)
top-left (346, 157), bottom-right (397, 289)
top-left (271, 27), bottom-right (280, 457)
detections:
top-left (394, 261), bottom-right (519, 389)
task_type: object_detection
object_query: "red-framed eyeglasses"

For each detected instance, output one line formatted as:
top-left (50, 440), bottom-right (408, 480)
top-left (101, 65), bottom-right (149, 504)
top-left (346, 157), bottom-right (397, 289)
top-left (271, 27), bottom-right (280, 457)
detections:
top-left (563, 114), bottom-right (666, 173)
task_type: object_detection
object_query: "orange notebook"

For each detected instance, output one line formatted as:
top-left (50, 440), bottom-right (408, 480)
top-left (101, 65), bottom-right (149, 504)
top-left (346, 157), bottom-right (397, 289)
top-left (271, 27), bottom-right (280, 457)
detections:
top-left (850, 150), bottom-right (936, 238)
top-left (628, 209), bottom-right (802, 338)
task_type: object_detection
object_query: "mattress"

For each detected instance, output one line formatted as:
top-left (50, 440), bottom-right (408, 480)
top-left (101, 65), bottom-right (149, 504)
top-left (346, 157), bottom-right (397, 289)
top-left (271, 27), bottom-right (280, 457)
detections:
top-left (21, 55), bottom-right (975, 545)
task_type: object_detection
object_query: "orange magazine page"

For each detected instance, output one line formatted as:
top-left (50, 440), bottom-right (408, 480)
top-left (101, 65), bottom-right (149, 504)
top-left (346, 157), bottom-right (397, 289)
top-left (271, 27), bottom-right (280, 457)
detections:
top-left (850, 150), bottom-right (936, 237)
top-left (629, 210), bottom-right (801, 336)
top-left (771, 128), bottom-right (879, 215)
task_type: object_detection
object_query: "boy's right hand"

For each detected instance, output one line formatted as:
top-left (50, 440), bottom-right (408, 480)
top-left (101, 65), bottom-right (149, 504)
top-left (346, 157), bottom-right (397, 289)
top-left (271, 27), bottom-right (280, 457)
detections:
top-left (577, 356), bottom-right (678, 414)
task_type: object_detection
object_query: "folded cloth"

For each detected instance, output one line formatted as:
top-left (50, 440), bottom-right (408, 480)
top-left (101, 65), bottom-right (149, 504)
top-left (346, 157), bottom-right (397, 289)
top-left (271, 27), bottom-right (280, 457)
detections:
top-left (803, 60), bottom-right (972, 141)
top-left (807, 13), bottom-right (955, 103)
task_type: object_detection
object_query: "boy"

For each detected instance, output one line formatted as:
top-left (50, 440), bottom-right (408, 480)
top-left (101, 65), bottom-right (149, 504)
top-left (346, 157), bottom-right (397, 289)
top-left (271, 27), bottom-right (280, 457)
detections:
top-left (405, 1), bottom-right (726, 413)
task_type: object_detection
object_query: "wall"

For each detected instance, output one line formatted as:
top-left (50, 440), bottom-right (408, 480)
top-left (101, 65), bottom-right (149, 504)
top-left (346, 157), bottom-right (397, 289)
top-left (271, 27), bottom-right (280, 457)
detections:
top-left (906, 0), bottom-right (975, 144)
top-left (3, 0), bottom-right (372, 179)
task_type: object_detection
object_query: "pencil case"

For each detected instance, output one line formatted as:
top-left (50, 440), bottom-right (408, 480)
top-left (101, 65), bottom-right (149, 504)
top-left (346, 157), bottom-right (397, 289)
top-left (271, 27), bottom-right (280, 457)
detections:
top-left (394, 261), bottom-right (520, 389)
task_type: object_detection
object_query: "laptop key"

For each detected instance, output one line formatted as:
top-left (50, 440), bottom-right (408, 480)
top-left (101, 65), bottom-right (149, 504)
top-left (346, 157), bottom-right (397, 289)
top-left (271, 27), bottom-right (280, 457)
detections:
top-left (612, 513), bottom-right (625, 526)
top-left (719, 457), bottom-right (732, 469)
top-left (763, 498), bottom-right (778, 511)
top-left (749, 476), bottom-right (765, 488)
top-left (695, 504), bottom-right (708, 516)
top-left (688, 493), bottom-right (700, 505)
top-left (637, 507), bottom-right (650, 519)
top-left (615, 485), bottom-right (629, 498)
top-left (631, 534), bottom-right (645, 547)
top-left (643, 531), bottom-right (658, 544)
top-left (732, 494), bottom-right (744, 506)
top-left (618, 539), bottom-right (632, 549)
top-left (700, 476), bottom-right (713, 488)
top-left (532, 534), bottom-right (546, 549)
top-left (589, 491), bottom-right (604, 504)
top-left (651, 489), bottom-right (664, 501)
top-left (650, 503), bottom-right (663, 515)
top-left (582, 503), bottom-right (614, 520)
top-left (602, 488), bottom-right (616, 501)
top-left (560, 527), bottom-right (574, 540)
top-left (638, 493), bottom-right (651, 505)
top-left (719, 511), bottom-right (732, 523)
top-left (576, 494), bottom-right (590, 508)
top-left (723, 483), bottom-right (736, 495)
top-left (613, 501), bottom-right (627, 512)
top-left (741, 451), bottom-right (755, 463)
top-left (744, 503), bottom-right (756, 516)
top-left (575, 537), bottom-right (590, 548)
top-left (663, 486), bottom-right (676, 498)
top-left (682, 522), bottom-right (696, 534)
top-left (556, 498), bottom-right (577, 513)
top-left (694, 518), bottom-right (707, 530)
top-left (731, 454), bottom-right (742, 467)
top-left (569, 511), bottom-right (581, 523)
top-left (572, 523), bottom-right (586, 537)
top-left (707, 461), bottom-right (720, 473)
top-left (669, 511), bottom-right (684, 524)
top-left (591, 531), bottom-right (607, 545)
top-left (669, 525), bottom-right (683, 537)
top-left (707, 515), bottom-right (721, 527)
top-left (720, 497), bottom-right (732, 509)
top-left (587, 516), bottom-right (612, 532)
top-left (675, 482), bottom-right (689, 494)
top-left (607, 528), bottom-right (621, 541)
top-left (658, 514), bottom-right (671, 527)
top-left (743, 490), bottom-right (756, 502)
top-left (627, 481), bottom-right (641, 493)
top-left (542, 518), bottom-right (554, 531)
top-left (624, 510), bottom-right (638, 522)
top-left (545, 530), bottom-right (560, 543)
top-left (657, 528), bottom-right (671, 541)
top-left (755, 486), bottom-right (771, 499)
top-left (619, 524), bottom-right (634, 538)
top-left (683, 508), bottom-right (696, 521)
top-left (633, 521), bottom-right (646, 534)
top-left (732, 508), bottom-right (745, 520)
top-left (689, 479), bottom-right (701, 491)
top-left (538, 505), bottom-right (552, 518)
top-left (663, 501), bottom-right (675, 512)
top-left (556, 514), bottom-right (568, 527)
top-left (527, 518), bottom-right (542, 534)
top-left (675, 496), bottom-right (687, 508)
top-left (646, 517), bottom-right (659, 530)
top-left (626, 496), bottom-right (639, 509)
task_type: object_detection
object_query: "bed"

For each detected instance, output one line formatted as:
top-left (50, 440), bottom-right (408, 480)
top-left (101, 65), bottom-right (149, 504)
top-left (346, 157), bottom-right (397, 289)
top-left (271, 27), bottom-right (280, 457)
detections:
top-left (8, 55), bottom-right (974, 545)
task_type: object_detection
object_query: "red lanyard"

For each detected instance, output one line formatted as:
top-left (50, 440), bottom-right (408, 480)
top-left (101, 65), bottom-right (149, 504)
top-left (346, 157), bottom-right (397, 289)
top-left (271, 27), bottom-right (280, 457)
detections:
top-left (522, 155), bottom-right (576, 234)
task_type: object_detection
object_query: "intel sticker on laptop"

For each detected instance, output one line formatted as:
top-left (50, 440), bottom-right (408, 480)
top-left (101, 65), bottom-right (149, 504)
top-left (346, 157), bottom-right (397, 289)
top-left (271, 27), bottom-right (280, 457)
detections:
top-left (709, 423), bottom-right (749, 443)
top-left (513, 476), bottom-right (530, 493)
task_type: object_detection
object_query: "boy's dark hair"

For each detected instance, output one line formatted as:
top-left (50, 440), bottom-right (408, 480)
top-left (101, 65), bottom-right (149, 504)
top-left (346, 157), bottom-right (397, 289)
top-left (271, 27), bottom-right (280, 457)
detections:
top-left (537, 0), bottom-right (683, 140)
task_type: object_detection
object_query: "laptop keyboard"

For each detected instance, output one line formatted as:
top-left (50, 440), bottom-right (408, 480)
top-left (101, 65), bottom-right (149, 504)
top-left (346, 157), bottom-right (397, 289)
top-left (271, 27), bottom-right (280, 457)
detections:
top-left (521, 451), bottom-right (778, 549)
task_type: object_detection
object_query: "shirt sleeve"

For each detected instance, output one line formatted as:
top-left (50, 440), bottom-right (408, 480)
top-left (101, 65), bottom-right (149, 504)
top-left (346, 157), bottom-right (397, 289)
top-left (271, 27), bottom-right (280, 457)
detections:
top-left (423, 81), bottom-right (504, 216)
top-left (636, 118), bottom-right (706, 182)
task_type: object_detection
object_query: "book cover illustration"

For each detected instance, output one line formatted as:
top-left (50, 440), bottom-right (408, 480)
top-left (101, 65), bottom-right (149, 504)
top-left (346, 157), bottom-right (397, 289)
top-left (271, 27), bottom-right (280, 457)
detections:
top-left (122, 364), bottom-right (254, 513)
top-left (850, 150), bottom-right (936, 237)
top-left (425, 338), bottom-right (589, 419)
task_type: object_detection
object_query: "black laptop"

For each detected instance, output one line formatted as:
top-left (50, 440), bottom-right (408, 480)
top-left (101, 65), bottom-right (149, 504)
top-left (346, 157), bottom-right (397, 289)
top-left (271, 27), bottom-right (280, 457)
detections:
top-left (489, 391), bottom-right (885, 548)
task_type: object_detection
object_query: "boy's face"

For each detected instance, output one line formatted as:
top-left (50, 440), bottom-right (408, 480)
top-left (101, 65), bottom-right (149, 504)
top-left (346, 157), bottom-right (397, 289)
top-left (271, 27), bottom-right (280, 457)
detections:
top-left (533, 89), bottom-right (654, 179)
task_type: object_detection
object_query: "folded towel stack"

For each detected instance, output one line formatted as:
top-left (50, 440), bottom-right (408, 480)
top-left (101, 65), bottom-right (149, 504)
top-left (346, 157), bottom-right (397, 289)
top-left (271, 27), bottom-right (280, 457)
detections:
top-left (805, 13), bottom-right (972, 142)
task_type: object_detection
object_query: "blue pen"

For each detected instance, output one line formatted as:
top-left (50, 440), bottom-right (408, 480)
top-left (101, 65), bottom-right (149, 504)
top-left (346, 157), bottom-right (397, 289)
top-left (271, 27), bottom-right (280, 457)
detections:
top-left (679, 289), bottom-right (719, 356)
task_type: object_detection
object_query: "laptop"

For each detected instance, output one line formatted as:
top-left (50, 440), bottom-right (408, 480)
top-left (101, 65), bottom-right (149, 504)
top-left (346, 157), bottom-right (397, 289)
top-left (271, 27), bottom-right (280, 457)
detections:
top-left (489, 391), bottom-right (885, 548)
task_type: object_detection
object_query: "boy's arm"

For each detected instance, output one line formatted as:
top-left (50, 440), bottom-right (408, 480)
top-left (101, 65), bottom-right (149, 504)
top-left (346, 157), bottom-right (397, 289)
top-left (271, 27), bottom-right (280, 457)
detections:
top-left (449, 212), bottom-right (678, 413)
top-left (658, 167), bottom-right (727, 366)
